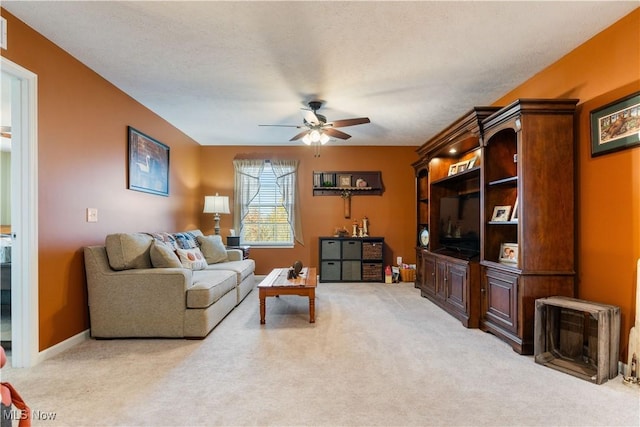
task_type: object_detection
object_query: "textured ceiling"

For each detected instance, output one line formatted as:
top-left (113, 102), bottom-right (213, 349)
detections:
top-left (3, 1), bottom-right (638, 146)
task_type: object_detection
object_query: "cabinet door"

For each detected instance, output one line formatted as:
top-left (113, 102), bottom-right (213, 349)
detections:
top-left (482, 268), bottom-right (518, 334)
top-left (421, 253), bottom-right (436, 296)
top-left (435, 259), bottom-right (448, 300)
top-left (445, 262), bottom-right (468, 313)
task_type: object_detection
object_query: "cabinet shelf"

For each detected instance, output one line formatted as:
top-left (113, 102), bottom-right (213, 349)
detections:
top-left (487, 220), bottom-right (518, 226)
top-left (488, 176), bottom-right (518, 186)
top-left (432, 166), bottom-right (480, 186)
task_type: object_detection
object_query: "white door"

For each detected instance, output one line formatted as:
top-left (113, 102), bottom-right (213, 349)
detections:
top-left (1, 58), bottom-right (39, 367)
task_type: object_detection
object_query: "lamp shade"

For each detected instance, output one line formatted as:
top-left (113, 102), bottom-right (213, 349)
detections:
top-left (203, 194), bottom-right (230, 214)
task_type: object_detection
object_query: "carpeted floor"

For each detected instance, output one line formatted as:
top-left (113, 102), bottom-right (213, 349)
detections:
top-left (2, 282), bottom-right (639, 426)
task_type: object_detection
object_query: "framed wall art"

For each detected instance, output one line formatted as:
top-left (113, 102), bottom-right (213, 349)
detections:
top-left (590, 91), bottom-right (640, 157)
top-left (128, 126), bottom-right (170, 196)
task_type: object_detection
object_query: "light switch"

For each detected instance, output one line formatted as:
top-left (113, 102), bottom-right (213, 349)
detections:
top-left (87, 208), bottom-right (98, 223)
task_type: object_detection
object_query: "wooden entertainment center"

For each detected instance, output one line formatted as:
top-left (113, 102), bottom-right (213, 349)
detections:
top-left (412, 99), bottom-right (578, 354)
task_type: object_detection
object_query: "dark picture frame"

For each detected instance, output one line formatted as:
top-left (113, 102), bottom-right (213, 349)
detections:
top-left (128, 126), bottom-right (169, 196)
top-left (590, 91), bottom-right (640, 157)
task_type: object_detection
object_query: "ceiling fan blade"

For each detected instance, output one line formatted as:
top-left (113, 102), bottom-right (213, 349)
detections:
top-left (328, 117), bottom-right (370, 128)
top-left (301, 109), bottom-right (320, 126)
top-left (289, 130), bottom-right (310, 141)
top-left (259, 124), bottom-right (303, 128)
top-left (324, 128), bottom-right (351, 140)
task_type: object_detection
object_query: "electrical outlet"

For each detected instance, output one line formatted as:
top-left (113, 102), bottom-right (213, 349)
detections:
top-left (87, 208), bottom-right (98, 223)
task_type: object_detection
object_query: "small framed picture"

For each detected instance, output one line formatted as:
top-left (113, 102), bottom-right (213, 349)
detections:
top-left (448, 164), bottom-right (458, 176)
top-left (499, 243), bottom-right (518, 264)
top-left (456, 161), bottom-right (468, 173)
top-left (491, 205), bottom-right (512, 222)
top-left (467, 157), bottom-right (477, 168)
top-left (338, 174), bottom-right (352, 187)
top-left (590, 91), bottom-right (640, 157)
top-left (511, 197), bottom-right (519, 222)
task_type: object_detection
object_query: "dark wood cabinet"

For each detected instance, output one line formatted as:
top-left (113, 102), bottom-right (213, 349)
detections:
top-left (413, 100), bottom-right (578, 351)
top-left (418, 250), bottom-right (480, 328)
top-left (479, 99), bottom-right (578, 354)
top-left (412, 107), bottom-right (498, 328)
top-left (319, 237), bottom-right (384, 282)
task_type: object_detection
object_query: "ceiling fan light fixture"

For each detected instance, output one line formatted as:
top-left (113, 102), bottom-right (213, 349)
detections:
top-left (302, 134), bottom-right (312, 145)
top-left (310, 129), bottom-right (321, 143)
top-left (320, 133), bottom-right (330, 145)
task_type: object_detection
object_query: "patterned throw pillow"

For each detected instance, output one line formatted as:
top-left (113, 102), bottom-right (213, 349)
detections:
top-left (196, 235), bottom-right (229, 264)
top-left (172, 231), bottom-right (201, 249)
top-left (176, 247), bottom-right (208, 270)
top-left (150, 240), bottom-right (182, 268)
top-left (147, 232), bottom-right (179, 250)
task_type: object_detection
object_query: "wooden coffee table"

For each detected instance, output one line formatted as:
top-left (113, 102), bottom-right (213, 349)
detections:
top-left (258, 267), bottom-right (317, 324)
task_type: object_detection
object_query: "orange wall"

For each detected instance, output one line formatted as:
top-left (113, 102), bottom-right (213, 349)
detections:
top-left (1, 10), bottom-right (203, 350)
top-left (198, 146), bottom-right (418, 275)
top-left (494, 9), bottom-right (640, 360)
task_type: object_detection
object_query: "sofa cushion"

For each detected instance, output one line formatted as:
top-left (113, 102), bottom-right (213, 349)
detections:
top-left (205, 259), bottom-right (255, 284)
top-left (176, 247), bottom-right (208, 270)
top-left (172, 230), bottom-right (203, 249)
top-left (197, 235), bottom-right (229, 264)
top-left (150, 240), bottom-right (182, 268)
top-left (105, 233), bottom-right (153, 271)
top-left (187, 270), bottom-right (237, 308)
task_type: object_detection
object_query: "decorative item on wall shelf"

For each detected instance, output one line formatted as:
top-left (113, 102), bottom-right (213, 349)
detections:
top-left (467, 157), bottom-right (477, 168)
top-left (338, 174), bottom-right (352, 187)
top-left (448, 164), bottom-right (458, 176)
top-left (128, 126), bottom-right (169, 196)
top-left (355, 178), bottom-right (368, 188)
top-left (499, 243), bottom-right (518, 264)
top-left (511, 197), bottom-right (519, 222)
top-left (590, 91), bottom-right (640, 157)
top-left (491, 205), bottom-right (512, 222)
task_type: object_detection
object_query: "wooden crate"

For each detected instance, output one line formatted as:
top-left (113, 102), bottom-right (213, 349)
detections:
top-left (534, 296), bottom-right (620, 384)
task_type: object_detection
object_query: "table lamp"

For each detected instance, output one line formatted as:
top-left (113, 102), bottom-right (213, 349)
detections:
top-left (203, 193), bottom-right (230, 235)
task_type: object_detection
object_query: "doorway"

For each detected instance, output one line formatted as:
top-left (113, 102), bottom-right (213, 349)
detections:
top-left (0, 58), bottom-right (39, 367)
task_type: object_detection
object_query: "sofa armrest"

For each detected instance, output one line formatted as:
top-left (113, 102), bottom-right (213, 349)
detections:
top-left (84, 246), bottom-right (192, 337)
top-left (226, 249), bottom-right (243, 261)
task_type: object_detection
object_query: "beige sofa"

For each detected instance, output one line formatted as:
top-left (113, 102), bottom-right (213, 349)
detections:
top-left (83, 230), bottom-right (255, 338)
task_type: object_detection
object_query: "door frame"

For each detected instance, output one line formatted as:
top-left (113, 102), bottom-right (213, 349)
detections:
top-left (2, 57), bottom-right (39, 367)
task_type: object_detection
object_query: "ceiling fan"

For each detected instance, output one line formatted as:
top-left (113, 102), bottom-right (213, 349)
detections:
top-left (260, 101), bottom-right (370, 148)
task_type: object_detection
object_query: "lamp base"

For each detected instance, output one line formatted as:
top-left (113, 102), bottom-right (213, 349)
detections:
top-left (214, 213), bottom-right (221, 235)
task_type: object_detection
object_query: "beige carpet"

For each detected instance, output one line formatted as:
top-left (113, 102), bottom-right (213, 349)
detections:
top-left (2, 282), bottom-right (639, 426)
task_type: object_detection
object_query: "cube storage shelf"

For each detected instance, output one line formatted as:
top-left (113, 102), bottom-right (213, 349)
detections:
top-left (319, 237), bottom-right (384, 282)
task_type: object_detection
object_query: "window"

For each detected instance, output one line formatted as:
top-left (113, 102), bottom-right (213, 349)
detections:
top-left (233, 159), bottom-right (303, 247)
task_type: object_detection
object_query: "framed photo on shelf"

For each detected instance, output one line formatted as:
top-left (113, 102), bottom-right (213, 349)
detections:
top-left (448, 164), bottom-right (458, 176)
top-left (590, 91), bottom-right (640, 157)
top-left (128, 126), bottom-right (169, 196)
top-left (511, 197), bottom-right (519, 221)
top-left (499, 243), bottom-right (518, 264)
top-left (491, 205), bottom-right (512, 222)
top-left (338, 174), bottom-right (352, 187)
top-left (467, 157), bottom-right (477, 168)
top-left (456, 160), bottom-right (468, 173)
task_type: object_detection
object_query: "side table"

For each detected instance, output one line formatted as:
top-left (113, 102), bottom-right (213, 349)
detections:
top-left (226, 245), bottom-right (250, 260)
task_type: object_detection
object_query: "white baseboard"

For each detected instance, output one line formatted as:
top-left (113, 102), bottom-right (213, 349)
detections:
top-left (36, 329), bottom-right (90, 364)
